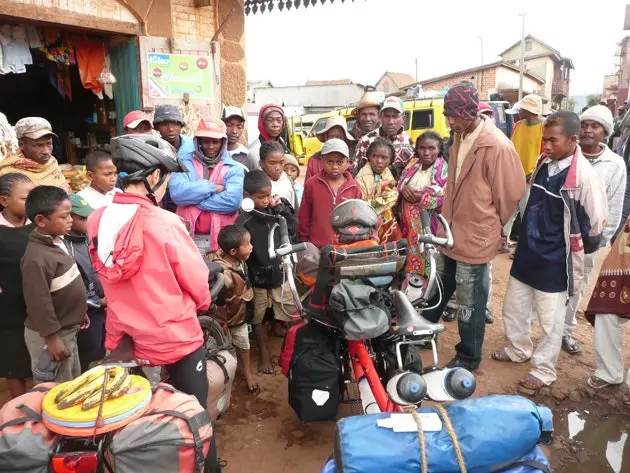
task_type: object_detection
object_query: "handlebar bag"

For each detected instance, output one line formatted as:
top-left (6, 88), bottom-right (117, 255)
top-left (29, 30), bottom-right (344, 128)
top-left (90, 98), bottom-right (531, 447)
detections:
top-left (328, 281), bottom-right (391, 341)
top-left (110, 384), bottom-right (213, 473)
top-left (0, 384), bottom-right (58, 473)
top-left (288, 322), bottom-right (342, 422)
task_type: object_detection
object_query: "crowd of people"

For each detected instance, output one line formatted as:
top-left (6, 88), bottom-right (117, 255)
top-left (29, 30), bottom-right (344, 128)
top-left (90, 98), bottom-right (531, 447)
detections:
top-left (1, 79), bottom-right (630, 422)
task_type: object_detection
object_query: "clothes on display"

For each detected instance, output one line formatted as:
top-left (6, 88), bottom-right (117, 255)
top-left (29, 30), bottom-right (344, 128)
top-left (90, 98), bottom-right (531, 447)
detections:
top-left (0, 24), bottom-right (33, 74)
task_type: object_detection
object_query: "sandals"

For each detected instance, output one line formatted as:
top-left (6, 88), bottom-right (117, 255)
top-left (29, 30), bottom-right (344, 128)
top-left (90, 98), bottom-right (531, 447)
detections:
top-left (587, 376), bottom-right (615, 390)
top-left (562, 336), bottom-right (582, 355)
top-left (491, 348), bottom-right (512, 362)
top-left (519, 374), bottom-right (545, 391)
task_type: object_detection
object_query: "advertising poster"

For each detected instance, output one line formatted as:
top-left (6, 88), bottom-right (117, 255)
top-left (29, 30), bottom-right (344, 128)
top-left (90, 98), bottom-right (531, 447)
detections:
top-left (148, 53), bottom-right (212, 99)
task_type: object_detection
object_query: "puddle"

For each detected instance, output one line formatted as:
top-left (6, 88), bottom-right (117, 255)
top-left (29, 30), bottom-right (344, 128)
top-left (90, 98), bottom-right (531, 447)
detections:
top-left (556, 410), bottom-right (630, 472)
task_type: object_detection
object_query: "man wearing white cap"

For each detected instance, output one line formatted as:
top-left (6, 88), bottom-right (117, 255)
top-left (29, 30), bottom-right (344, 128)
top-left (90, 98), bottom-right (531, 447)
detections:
top-left (561, 105), bottom-right (626, 355)
top-left (0, 117), bottom-right (69, 191)
top-left (502, 94), bottom-right (544, 246)
top-left (355, 96), bottom-right (413, 179)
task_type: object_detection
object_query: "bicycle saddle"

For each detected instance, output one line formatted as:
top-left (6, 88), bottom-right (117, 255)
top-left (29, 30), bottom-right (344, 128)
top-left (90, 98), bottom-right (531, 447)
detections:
top-left (392, 290), bottom-right (444, 335)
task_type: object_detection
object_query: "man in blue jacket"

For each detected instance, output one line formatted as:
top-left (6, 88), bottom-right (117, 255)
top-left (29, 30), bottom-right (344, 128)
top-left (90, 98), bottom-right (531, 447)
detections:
top-left (169, 117), bottom-right (244, 255)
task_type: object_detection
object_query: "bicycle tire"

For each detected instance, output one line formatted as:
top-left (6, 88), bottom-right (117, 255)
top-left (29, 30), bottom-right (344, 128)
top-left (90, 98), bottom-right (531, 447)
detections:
top-left (198, 316), bottom-right (235, 358)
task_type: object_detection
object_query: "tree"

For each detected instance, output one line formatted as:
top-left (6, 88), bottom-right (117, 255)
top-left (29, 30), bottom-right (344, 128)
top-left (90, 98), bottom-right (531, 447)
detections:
top-left (586, 94), bottom-right (600, 107)
top-left (567, 98), bottom-right (576, 112)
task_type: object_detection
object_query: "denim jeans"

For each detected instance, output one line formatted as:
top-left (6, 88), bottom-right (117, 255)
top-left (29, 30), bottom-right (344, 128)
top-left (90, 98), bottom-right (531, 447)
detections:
top-left (423, 253), bottom-right (491, 367)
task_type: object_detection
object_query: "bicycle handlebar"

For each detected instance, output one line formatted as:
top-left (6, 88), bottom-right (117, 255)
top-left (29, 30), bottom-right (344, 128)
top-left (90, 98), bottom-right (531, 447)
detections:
top-left (417, 212), bottom-right (454, 249)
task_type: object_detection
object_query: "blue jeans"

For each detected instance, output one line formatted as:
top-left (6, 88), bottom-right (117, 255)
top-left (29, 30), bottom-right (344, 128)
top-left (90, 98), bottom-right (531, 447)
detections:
top-left (423, 254), bottom-right (491, 368)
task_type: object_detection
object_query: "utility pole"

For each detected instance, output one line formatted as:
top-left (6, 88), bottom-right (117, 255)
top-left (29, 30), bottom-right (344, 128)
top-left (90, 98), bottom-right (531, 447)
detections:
top-left (478, 36), bottom-right (483, 65)
top-left (518, 12), bottom-right (526, 100)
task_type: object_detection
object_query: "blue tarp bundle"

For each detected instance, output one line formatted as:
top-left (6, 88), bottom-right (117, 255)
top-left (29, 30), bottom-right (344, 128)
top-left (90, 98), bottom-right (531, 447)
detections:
top-left (331, 395), bottom-right (553, 473)
top-left (322, 446), bottom-right (551, 473)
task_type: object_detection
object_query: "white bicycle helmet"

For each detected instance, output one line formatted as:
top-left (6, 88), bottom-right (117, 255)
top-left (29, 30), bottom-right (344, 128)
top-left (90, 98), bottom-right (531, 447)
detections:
top-left (330, 199), bottom-right (378, 243)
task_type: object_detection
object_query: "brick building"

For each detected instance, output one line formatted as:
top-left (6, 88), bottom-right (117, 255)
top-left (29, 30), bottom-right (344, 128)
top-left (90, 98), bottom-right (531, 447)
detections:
top-left (399, 62), bottom-right (544, 104)
top-left (0, 0), bottom-right (246, 163)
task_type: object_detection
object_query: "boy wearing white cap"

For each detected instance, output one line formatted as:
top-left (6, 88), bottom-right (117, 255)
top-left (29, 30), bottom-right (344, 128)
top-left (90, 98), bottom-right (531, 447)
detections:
top-left (561, 105), bottom-right (627, 354)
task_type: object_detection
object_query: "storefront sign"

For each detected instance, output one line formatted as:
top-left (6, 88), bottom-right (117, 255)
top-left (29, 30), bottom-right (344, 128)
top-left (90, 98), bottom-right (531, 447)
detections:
top-left (148, 53), bottom-right (212, 99)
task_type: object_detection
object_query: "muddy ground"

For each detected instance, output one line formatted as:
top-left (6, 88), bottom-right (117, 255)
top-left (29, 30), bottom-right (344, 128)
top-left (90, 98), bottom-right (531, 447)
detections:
top-left (213, 249), bottom-right (630, 473)
top-left (1, 241), bottom-right (628, 472)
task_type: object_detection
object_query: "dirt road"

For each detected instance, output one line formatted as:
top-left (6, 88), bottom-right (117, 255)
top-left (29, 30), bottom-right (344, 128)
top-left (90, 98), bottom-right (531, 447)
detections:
top-left (0, 251), bottom-right (626, 472)
top-left (215, 249), bottom-right (630, 473)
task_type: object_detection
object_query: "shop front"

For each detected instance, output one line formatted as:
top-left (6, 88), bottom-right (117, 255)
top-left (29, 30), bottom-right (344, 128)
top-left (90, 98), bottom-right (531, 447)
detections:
top-left (0, 0), bottom-right (246, 174)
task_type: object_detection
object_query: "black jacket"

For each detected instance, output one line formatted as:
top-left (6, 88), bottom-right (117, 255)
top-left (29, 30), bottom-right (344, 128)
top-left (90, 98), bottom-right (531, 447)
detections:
top-left (235, 198), bottom-right (297, 289)
top-left (0, 224), bottom-right (33, 328)
top-left (65, 234), bottom-right (105, 318)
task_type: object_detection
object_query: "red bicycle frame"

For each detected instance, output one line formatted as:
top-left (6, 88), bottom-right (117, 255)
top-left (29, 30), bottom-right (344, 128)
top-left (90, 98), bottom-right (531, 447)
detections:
top-left (347, 340), bottom-right (403, 413)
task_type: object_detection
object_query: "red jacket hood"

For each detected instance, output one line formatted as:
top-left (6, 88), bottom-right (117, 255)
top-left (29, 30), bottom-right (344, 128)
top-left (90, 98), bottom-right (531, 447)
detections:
top-left (87, 193), bottom-right (152, 283)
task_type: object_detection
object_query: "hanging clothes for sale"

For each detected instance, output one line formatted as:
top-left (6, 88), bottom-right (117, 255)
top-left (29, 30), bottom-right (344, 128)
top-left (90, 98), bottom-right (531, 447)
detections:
top-left (40, 29), bottom-right (76, 65)
top-left (0, 24), bottom-right (33, 74)
top-left (25, 25), bottom-right (42, 48)
top-left (74, 36), bottom-right (105, 98)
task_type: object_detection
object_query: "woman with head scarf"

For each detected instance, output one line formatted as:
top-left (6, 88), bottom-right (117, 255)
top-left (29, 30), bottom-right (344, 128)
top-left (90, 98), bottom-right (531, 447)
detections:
top-left (247, 104), bottom-right (289, 164)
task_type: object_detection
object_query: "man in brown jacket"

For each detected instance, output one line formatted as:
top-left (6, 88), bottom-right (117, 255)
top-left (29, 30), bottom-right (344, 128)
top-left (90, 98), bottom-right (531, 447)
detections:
top-left (423, 82), bottom-right (526, 371)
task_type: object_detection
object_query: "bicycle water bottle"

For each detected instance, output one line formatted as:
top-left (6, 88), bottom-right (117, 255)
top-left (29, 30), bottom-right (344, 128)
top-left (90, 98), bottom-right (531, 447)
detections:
top-left (386, 371), bottom-right (427, 406)
top-left (423, 367), bottom-right (476, 402)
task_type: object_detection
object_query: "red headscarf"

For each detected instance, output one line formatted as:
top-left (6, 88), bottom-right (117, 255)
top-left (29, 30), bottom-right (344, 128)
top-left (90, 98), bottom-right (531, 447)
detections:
top-left (258, 104), bottom-right (285, 142)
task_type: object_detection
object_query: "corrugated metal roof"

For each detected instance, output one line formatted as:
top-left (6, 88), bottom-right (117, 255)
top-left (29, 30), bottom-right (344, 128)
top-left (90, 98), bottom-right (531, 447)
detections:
top-left (245, 0), bottom-right (359, 15)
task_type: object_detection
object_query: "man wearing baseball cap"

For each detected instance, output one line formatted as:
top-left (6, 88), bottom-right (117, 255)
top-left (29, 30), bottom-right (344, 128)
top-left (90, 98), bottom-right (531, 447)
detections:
top-left (153, 104), bottom-right (195, 212)
top-left (354, 96), bottom-right (413, 179)
top-left (0, 117), bottom-right (70, 191)
top-left (222, 106), bottom-right (257, 171)
top-left (169, 117), bottom-right (245, 254)
top-left (561, 105), bottom-right (626, 355)
top-left (123, 111), bottom-right (153, 135)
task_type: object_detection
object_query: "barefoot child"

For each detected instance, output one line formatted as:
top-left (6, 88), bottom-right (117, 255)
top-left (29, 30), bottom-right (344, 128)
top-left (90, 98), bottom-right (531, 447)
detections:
top-left (236, 170), bottom-right (298, 374)
top-left (211, 225), bottom-right (258, 391)
top-left (77, 151), bottom-right (120, 209)
top-left (0, 173), bottom-right (34, 397)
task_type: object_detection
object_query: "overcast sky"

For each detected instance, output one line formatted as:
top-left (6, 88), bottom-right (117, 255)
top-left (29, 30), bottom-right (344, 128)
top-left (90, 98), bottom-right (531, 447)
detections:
top-left (245, 0), bottom-right (629, 96)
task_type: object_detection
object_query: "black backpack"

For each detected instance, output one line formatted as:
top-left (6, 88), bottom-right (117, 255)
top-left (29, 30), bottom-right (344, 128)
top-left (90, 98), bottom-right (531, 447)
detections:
top-left (288, 323), bottom-right (342, 422)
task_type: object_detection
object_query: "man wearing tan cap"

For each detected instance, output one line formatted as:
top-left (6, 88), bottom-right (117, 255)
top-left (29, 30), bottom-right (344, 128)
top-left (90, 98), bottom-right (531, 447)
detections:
top-left (352, 91), bottom-right (382, 141)
top-left (0, 117), bottom-right (70, 191)
top-left (502, 94), bottom-right (544, 247)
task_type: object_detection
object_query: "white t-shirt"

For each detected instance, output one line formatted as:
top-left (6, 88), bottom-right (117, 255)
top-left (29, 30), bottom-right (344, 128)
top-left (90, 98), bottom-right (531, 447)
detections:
top-left (78, 186), bottom-right (122, 209)
top-left (271, 172), bottom-right (297, 209)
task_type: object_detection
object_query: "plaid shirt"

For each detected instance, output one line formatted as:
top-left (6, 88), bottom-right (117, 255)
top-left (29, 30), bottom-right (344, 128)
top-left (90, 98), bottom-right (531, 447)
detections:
top-left (354, 128), bottom-right (414, 180)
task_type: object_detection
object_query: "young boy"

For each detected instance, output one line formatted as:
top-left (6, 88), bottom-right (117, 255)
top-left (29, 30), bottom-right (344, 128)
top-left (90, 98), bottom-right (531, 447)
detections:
top-left (496, 111), bottom-right (608, 391)
top-left (236, 170), bottom-right (298, 374)
top-left (66, 194), bottom-right (106, 373)
top-left (283, 154), bottom-right (303, 206)
top-left (211, 225), bottom-right (257, 391)
top-left (298, 138), bottom-right (362, 248)
top-left (22, 186), bottom-right (88, 382)
top-left (222, 106), bottom-right (258, 171)
top-left (77, 151), bottom-right (120, 209)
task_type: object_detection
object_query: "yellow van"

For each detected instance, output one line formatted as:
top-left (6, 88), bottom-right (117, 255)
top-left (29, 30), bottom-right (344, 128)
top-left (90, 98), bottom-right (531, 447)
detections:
top-left (296, 98), bottom-right (449, 164)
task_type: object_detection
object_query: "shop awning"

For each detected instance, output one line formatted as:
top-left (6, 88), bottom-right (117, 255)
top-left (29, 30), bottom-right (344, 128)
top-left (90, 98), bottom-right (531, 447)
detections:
top-left (245, 0), bottom-right (361, 15)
